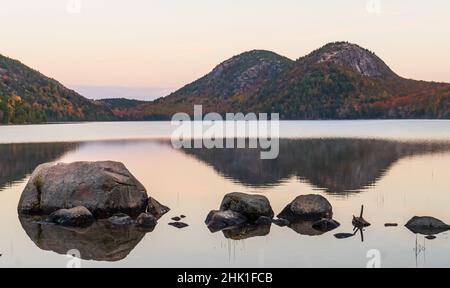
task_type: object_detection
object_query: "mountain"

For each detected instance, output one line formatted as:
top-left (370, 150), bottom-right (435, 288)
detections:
top-left (2, 42), bottom-right (449, 123)
top-left (117, 50), bottom-right (294, 119)
top-left (113, 42), bottom-right (449, 120)
top-left (0, 54), bottom-right (114, 124)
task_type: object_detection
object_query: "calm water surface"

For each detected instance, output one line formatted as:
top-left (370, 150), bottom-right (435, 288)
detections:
top-left (0, 121), bottom-right (450, 267)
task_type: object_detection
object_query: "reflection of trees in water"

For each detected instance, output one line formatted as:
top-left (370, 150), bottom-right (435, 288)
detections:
top-left (0, 143), bottom-right (78, 190)
top-left (182, 139), bottom-right (450, 194)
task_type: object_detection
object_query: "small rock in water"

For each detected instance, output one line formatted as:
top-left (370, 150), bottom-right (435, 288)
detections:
top-left (385, 223), bottom-right (398, 227)
top-left (169, 222), bottom-right (189, 229)
top-left (405, 216), bottom-right (450, 235)
top-left (272, 218), bottom-right (290, 227)
top-left (277, 194), bottom-right (333, 221)
top-left (180, 215), bottom-right (186, 218)
top-left (136, 213), bottom-right (157, 229)
top-left (255, 216), bottom-right (273, 225)
top-left (205, 210), bottom-right (248, 232)
top-left (426, 235), bottom-right (437, 240)
top-left (147, 197), bottom-right (170, 219)
top-left (108, 213), bottom-right (134, 226)
top-left (171, 216), bottom-right (181, 222)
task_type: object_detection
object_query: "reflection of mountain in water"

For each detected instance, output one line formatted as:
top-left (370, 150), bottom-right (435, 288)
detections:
top-left (182, 139), bottom-right (450, 194)
top-left (0, 143), bottom-right (78, 191)
top-left (20, 216), bottom-right (146, 262)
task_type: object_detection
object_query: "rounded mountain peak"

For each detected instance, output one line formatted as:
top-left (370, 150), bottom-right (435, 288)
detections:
top-left (303, 41), bottom-right (396, 77)
top-left (207, 50), bottom-right (292, 81)
top-left (172, 50), bottom-right (293, 100)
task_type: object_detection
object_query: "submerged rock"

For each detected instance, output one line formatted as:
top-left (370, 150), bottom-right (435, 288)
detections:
top-left (312, 218), bottom-right (340, 232)
top-left (136, 213), bottom-right (157, 229)
top-left (278, 194), bottom-right (333, 221)
top-left (171, 217), bottom-right (181, 222)
top-left (18, 161), bottom-right (148, 218)
top-left (220, 192), bottom-right (274, 220)
top-left (405, 216), bottom-right (450, 235)
top-left (385, 223), bottom-right (398, 227)
top-left (205, 210), bottom-right (248, 233)
top-left (426, 235), bottom-right (437, 240)
top-left (108, 213), bottom-right (134, 226)
top-left (147, 197), bottom-right (170, 219)
top-left (169, 222), bottom-right (189, 229)
top-left (47, 206), bottom-right (94, 227)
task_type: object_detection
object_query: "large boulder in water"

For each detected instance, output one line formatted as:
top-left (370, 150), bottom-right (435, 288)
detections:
top-left (17, 161), bottom-right (148, 218)
top-left (277, 194), bottom-right (333, 221)
top-left (220, 192), bottom-right (274, 220)
top-left (405, 216), bottom-right (450, 235)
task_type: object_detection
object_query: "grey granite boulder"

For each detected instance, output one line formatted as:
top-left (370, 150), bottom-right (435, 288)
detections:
top-left (220, 192), bottom-right (274, 220)
top-left (405, 216), bottom-right (450, 235)
top-left (17, 161), bottom-right (149, 218)
top-left (278, 194), bottom-right (333, 221)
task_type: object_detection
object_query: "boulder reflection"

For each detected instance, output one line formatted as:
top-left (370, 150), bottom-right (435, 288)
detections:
top-left (19, 216), bottom-right (146, 262)
top-left (222, 224), bottom-right (271, 240)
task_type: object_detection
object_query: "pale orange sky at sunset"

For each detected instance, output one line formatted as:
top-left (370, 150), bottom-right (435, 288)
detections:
top-left (1, 0), bottom-right (450, 99)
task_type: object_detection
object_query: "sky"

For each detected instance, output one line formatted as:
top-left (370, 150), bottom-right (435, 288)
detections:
top-left (1, 0), bottom-right (450, 100)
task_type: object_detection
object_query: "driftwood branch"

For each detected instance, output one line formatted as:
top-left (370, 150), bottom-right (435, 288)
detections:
top-left (352, 205), bottom-right (371, 228)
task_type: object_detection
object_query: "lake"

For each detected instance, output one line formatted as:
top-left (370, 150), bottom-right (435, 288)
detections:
top-left (1, 120), bottom-right (450, 268)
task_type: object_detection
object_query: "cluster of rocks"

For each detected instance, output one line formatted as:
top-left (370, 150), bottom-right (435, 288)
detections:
top-left (205, 193), bottom-right (450, 240)
top-left (205, 193), bottom-right (340, 237)
top-left (17, 161), bottom-right (450, 243)
top-left (17, 161), bottom-right (170, 231)
top-left (169, 215), bottom-right (189, 229)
